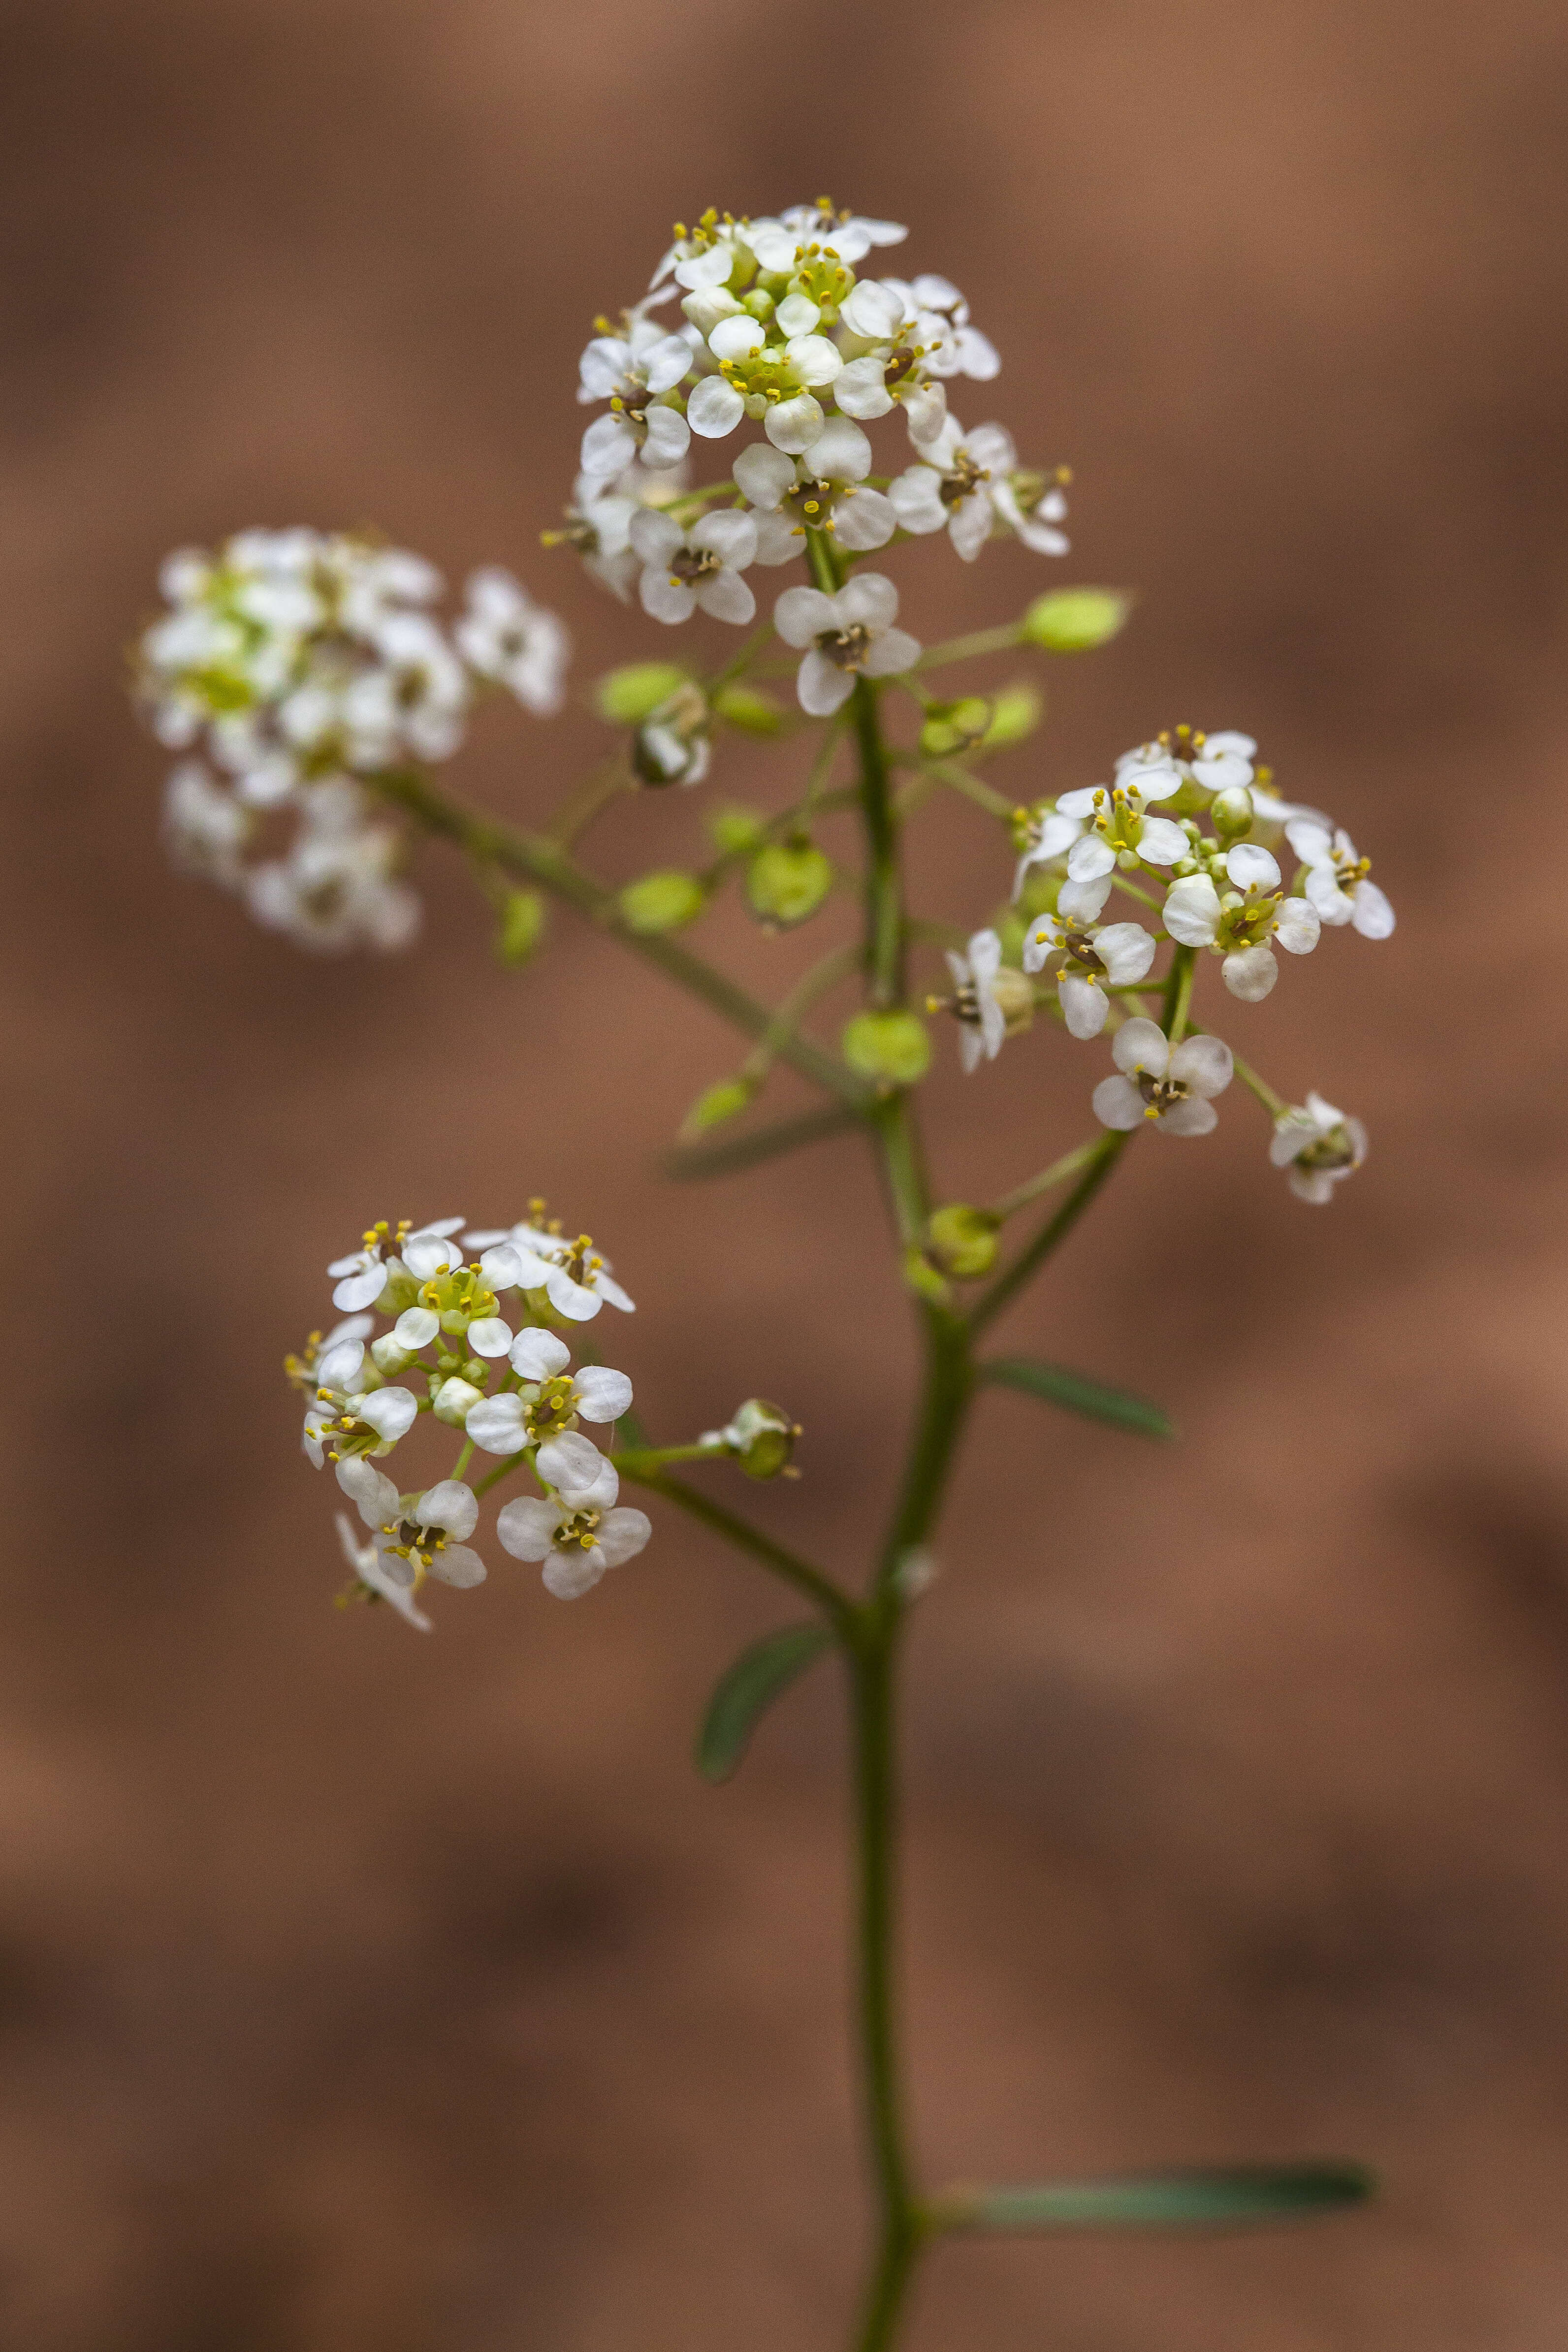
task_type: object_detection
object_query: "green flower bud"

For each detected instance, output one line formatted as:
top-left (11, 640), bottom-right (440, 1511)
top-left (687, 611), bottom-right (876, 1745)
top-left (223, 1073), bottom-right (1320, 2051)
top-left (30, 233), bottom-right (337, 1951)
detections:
top-left (682, 1075), bottom-right (757, 1136)
top-left (711, 681), bottom-right (784, 736)
top-left (619, 869), bottom-right (705, 934)
top-left (1019, 588), bottom-right (1131, 653)
top-left (740, 287), bottom-right (775, 321)
top-left (747, 838), bottom-right (834, 927)
top-left (431, 1375), bottom-right (483, 1428)
top-left (706, 801), bottom-right (768, 856)
top-left (1016, 866), bottom-right (1063, 921)
top-left (842, 1009), bottom-right (931, 1086)
top-left (1211, 786), bottom-right (1254, 838)
top-left (902, 1246), bottom-right (952, 1306)
top-left (596, 661), bottom-right (690, 726)
top-left (980, 681), bottom-right (1045, 749)
top-left (370, 1334), bottom-right (413, 1376)
top-left (927, 1203), bottom-right (1000, 1279)
top-left (919, 696), bottom-right (992, 759)
top-left (496, 888), bottom-right (545, 966)
top-left (722, 1398), bottom-right (801, 1480)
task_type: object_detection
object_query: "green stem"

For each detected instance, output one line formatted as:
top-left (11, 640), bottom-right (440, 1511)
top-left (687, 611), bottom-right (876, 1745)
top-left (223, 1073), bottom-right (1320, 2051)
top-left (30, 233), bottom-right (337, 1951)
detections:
top-left (613, 1463), bottom-right (857, 1632)
top-left (988, 1135), bottom-right (1104, 1222)
top-left (852, 679), bottom-right (904, 1008)
top-left (374, 767), bottom-right (866, 1108)
top-left (1232, 1052), bottom-right (1289, 1120)
top-left (912, 622), bottom-right (1024, 671)
top-left (1162, 942), bottom-right (1196, 1041)
top-left (967, 1130), bottom-right (1132, 1337)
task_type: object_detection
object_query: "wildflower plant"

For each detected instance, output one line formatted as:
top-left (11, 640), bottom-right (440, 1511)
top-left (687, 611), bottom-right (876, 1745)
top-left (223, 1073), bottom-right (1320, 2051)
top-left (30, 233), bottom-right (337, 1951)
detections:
top-left (134, 198), bottom-right (1383, 2349)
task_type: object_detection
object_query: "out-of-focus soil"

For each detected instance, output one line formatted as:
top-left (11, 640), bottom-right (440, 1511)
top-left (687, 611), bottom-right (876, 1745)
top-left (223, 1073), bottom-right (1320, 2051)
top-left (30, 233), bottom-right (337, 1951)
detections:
top-left (3, 1), bottom-right (1568, 2344)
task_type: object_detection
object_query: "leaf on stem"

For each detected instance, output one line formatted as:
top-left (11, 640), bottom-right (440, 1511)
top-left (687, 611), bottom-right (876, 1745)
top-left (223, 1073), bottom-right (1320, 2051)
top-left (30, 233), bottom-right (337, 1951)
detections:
top-left (979, 1356), bottom-right (1174, 1439)
top-left (663, 1101), bottom-right (863, 1183)
top-left (931, 2162), bottom-right (1374, 2235)
top-left (696, 1622), bottom-right (834, 1784)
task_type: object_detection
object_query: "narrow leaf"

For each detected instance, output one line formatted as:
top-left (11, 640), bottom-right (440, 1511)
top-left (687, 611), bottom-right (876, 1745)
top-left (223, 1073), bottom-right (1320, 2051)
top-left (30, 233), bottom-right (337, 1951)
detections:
top-left (664, 1102), bottom-right (862, 1184)
top-left (696, 1623), bottom-right (834, 1784)
top-left (936, 2162), bottom-right (1373, 2235)
top-left (980, 1356), bottom-right (1175, 1440)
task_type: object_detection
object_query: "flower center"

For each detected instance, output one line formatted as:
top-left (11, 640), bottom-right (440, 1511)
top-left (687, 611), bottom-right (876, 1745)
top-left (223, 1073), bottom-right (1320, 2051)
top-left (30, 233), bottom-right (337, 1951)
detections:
top-left (524, 1374), bottom-right (579, 1439)
top-left (669, 545), bottom-right (722, 585)
top-left (1136, 1073), bottom-right (1189, 1115)
top-left (940, 451), bottom-right (989, 508)
top-left (818, 623), bottom-right (872, 670)
top-left (384, 1516), bottom-right (451, 1570)
top-left (557, 1507), bottom-right (604, 1552)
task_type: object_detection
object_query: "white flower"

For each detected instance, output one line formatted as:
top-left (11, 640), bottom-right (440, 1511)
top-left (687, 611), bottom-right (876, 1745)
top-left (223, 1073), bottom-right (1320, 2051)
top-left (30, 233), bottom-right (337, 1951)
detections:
top-left (1092, 1020), bottom-right (1233, 1136)
top-left (462, 1221), bottom-right (636, 1321)
top-left (1012, 802), bottom-right (1087, 898)
top-left (734, 421), bottom-right (895, 558)
top-left (1022, 911), bottom-right (1156, 1038)
top-left (465, 1328), bottom-right (633, 1456)
top-left (544, 474), bottom-right (642, 602)
top-left (162, 761), bottom-right (252, 887)
top-left (1056, 779), bottom-right (1188, 884)
top-left (880, 274), bottom-right (1000, 380)
top-left (337, 1458), bottom-right (487, 1590)
top-left (942, 928), bottom-right (1034, 1071)
top-left (1118, 728), bottom-right (1256, 798)
top-left (1285, 820), bottom-right (1394, 938)
top-left (1161, 847), bottom-right (1321, 1000)
top-left (497, 1478), bottom-right (652, 1600)
top-left (455, 570), bottom-right (570, 714)
top-left (773, 575), bottom-right (921, 716)
top-left (745, 202), bottom-right (907, 272)
top-left (246, 817), bottom-right (420, 954)
top-left (301, 1327), bottom-right (418, 1465)
top-left (1270, 1091), bottom-right (1369, 1204)
top-left (629, 509), bottom-right (758, 625)
top-left (329, 1216), bottom-right (464, 1312)
top-left (339, 611), bottom-right (469, 766)
top-left (578, 316), bottom-right (694, 477)
top-left (687, 324), bottom-right (843, 456)
top-left (335, 1511), bottom-right (432, 1631)
top-left (991, 466), bottom-right (1070, 556)
top-left (888, 418), bottom-right (1019, 561)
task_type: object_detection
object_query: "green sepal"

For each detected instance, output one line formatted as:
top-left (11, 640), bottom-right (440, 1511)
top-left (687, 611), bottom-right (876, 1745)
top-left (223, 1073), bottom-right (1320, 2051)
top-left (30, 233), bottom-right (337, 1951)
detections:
top-left (979, 1356), bottom-right (1175, 1439)
top-left (931, 2162), bottom-right (1374, 2235)
top-left (696, 1623), bottom-right (835, 1784)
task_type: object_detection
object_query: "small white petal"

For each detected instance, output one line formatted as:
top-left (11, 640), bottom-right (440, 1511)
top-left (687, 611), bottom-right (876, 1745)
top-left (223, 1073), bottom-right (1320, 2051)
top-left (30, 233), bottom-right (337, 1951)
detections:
top-left (597, 1507), bottom-right (652, 1567)
top-left (356, 1388), bottom-right (418, 1442)
top-left (640, 568), bottom-right (698, 625)
top-left (695, 568), bottom-right (757, 624)
top-left (496, 1495), bottom-right (560, 1561)
top-left (837, 572), bottom-right (899, 631)
top-left (1067, 836), bottom-right (1115, 883)
top-left (783, 333), bottom-right (842, 387)
top-left (543, 1547), bottom-right (607, 1600)
top-left (1112, 1018), bottom-right (1169, 1078)
top-left (1059, 974), bottom-right (1109, 1038)
top-left (427, 1543), bottom-right (486, 1589)
top-left (798, 648), bottom-right (855, 716)
top-left (832, 488), bottom-right (895, 550)
top-left (416, 1480), bottom-right (480, 1540)
top-left (332, 1265), bottom-right (388, 1313)
top-left (465, 1394), bottom-right (527, 1455)
top-left (773, 585), bottom-right (837, 647)
top-left (536, 1431), bottom-right (618, 1508)
top-left (765, 394), bottom-right (826, 454)
top-left (573, 1366), bottom-right (634, 1422)
top-left (465, 1317), bottom-right (513, 1358)
top-left (544, 1266), bottom-right (603, 1322)
top-left (862, 626), bottom-right (921, 677)
top-left (1162, 875), bottom-right (1221, 946)
top-left (1225, 843), bottom-right (1281, 890)
top-left (337, 1456), bottom-right (398, 1528)
top-left (1092, 1073), bottom-right (1147, 1130)
top-left (1221, 945), bottom-right (1279, 1001)
top-left (1275, 897), bottom-right (1321, 954)
top-left (393, 1307), bottom-right (439, 1349)
top-left (1159, 1096), bottom-right (1219, 1137)
top-left (403, 1233), bottom-right (460, 1280)
top-left (1169, 1034), bottom-right (1233, 1097)
top-left (641, 407), bottom-right (692, 468)
top-left (1351, 881), bottom-right (1395, 939)
top-left (511, 1327), bottom-right (571, 1380)
top-left (1134, 818), bottom-right (1188, 867)
top-left (1096, 923), bottom-right (1156, 984)
top-left (687, 376), bottom-right (746, 439)
top-left (628, 509), bottom-right (683, 566)
top-left (708, 315), bottom-right (766, 361)
top-left (1057, 874), bottom-right (1113, 923)
top-left (734, 442), bottom-right (795, 508)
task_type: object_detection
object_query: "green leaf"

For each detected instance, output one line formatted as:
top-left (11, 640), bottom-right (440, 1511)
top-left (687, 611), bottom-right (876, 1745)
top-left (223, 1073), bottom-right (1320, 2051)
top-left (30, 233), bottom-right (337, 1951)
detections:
top-left (664, 1102), bottom-right (862, 1183)
top-left (980, 1356), bottom-right (1175, 1440)
top-left (696, 1623), bottom-right (834, 1784)
top-left (936, 2162), bottom-right (1374, 2234)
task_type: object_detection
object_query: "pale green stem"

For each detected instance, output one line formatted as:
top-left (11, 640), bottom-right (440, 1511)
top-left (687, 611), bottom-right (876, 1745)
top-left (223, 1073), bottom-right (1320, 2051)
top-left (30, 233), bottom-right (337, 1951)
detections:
top-left (1232, 1053), bottom-right (1289, 1120)
top-left (740, 944), bottom-right (864, 1083)
top-left (988, 1135), bottom-right (1105, 1222)
top-left (912, 622), bottom-right (1024, 671)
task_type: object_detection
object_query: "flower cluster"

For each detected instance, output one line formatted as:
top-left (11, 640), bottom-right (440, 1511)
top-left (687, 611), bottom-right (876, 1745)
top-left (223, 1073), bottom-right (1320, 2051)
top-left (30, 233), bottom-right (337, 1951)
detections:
top-left (287, 1206), bottom-right (649, 1623)
top-left (561, 199), bottom-right (1070, 661)
top-left (143, 530), bottom-right (569, 949)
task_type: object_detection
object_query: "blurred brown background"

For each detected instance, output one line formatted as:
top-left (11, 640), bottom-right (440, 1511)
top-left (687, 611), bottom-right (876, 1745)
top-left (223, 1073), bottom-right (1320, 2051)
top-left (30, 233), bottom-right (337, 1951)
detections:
top-left (3, 0), bottom-right (1568, 2344)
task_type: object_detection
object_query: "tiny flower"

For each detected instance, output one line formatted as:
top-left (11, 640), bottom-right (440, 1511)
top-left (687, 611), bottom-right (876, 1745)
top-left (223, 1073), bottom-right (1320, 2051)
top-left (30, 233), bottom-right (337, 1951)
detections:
top-left (990, 464), bottom-right (1070, 556)
top-left (336, 1459), bottom-right (487, 1589)
top-left (734, 420), bottom-right (894, 558)
top-left (462, 1217), bottom-right (636, 1320)
top-left (1270, 1091), bottom-right (1369, 1204)
top-left (245, 808), bottom-right (420, 954)
top-left (880, 273), bottom-right (1000, 380)
top-left (578, 315), bottom-right (694, 477)
top-left (688, 322), bottom-right (843, 455)
top-left (937, 928), bottom-right (1034, 1071)
top-left (1056, 779), bottom-right (1187, 884)
top-left (302, 1326), bottom-right (419, 1464)
top-left (745, 200), bottom-right (907, 271)
top-left (542, 473), bottom-right (645, 602)
top-left (888, 418), bottom-right (1019, 561)
top-left (455, 570), bottom-right (571, 714)
top-left (772, 574), bottom-right (921, 717)
top-left (1161, 846), bottom-right (1321, 1000)
top-left (634, 680), bottom-right (711, 785)
top-left (629, 509), bottom-right (758, 625)
top-left (1022, 910), bottom-right (1156, 1038)
top-left (464, 1329), bottom-right (633, 1457)
top-left (335, 1511), bottom-right (432, 1632)
top-left (699, 1397), bottom-right (801, 1480)
top-left (1012, 801), bottom-right (1087, 898)
top-left (1092, 1020), bottom-right (1233, 1136)
top-left (1284, 819), bottom-right (1395, 938)
top-left (496, 1487), bottom-right (653, 1600)
top-left (329, 1216), bottom-right (464, 1312)
top-left (162, 761), bottom-right (252, 887)
top-left (1118, 728), bottom-right (1256, 798)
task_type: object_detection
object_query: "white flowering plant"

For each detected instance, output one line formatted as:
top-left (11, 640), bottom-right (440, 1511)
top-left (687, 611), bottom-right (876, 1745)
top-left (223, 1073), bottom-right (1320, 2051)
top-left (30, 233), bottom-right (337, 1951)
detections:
top-left (134, 198), bottom-right (1383, 2348)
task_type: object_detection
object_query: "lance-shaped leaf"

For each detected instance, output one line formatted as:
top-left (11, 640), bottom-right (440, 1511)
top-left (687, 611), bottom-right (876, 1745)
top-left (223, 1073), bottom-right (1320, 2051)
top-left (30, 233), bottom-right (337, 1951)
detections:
top-left (696, 1622), bottom-right (835, 1784)
top-left (930, 2162), bottom-right (1374, 2235)
top-left (979, 1356), bottom-right (1175, 1440)
top-left (665, 1102), bottom-right (862, 1184)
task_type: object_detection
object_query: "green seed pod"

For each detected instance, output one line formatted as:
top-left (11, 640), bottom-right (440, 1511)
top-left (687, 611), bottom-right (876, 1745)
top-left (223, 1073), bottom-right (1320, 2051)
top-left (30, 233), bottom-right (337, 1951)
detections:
top-left (747, 838), bottom-right (834, 928)
top-left (842, 1009), bottom-right (931, 1086)
top-left (595, 662), bottom-right (691, 726)
top-left (724, 1398), bottom-right (801, 1480)
top-left (619, 869), bottom-right (705, 935)
top-left (1019, 588), bottom-right (1131, 653)
top-left (711, 680), bottom-right (785, 736)
top-left (980, 682), bottom-right (1045, 748)
top-left (920, 697), bottom-right (992, 759)
top-left (682, 1075), bottom-right (757, 1136)
top-left (706, 801), bottom-right (768, 856)
top-left (927, 1203), bottom-right (1000, 1279)
top-left (496, 888), bottom-right (545, 966)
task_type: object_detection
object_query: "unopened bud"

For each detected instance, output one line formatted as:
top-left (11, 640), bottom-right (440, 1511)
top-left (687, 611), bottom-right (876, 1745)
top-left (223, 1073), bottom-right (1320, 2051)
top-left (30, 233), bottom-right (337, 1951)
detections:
top-left (747, 838), bottom-right (834, 927)
top-left (431, 1376), bottom-right (483, 1428)
top-left (682, 1075), bottom-right (757, 1136)
top-left (920, 697), bottom-right (991, 759)
top-left (902, 1246), bottom-right (952, 1306)
top-left (711, 681), bottom-right (784, 736)
top-left (842, 1009), bottom-right (931, 1086)
top-left (1019, 587), bottom-right (1131, 653)
top-left (1210, 786), bottom-right (1254, 838)
top-left (927, 1202), bottom-right (1000, 1279)
top-left (979, 682), bottom-right (1044, 749)
top-left (596, 662), bottom-right (690, 726)
top-left (619, 869), bottom-right (705, 934)
top-left (706, 801), bottom-right (768, 856)
top-left (723, 1398), bottom-right (801, 1480)
top-left (370, 1335), bottom-right (413, 1376)
top-left (496, 888), bottom-right (545, 966)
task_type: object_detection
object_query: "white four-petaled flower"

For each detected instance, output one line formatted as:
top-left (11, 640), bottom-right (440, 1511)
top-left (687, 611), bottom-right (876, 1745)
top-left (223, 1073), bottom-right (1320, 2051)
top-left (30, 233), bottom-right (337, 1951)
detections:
top-left (1270, 1092), bottom-right (1369, 1203)
top-left (773, 575), bottom-right (921, 716)
top-left (1285, 820), bottom-right (1395, 938)
top-left (1092, 1020), bottom-right (1234, 1136)
top-left (629, 509), bottom-right (758, 625)
top-left (1023, 911), bottom-right (1156, 1038)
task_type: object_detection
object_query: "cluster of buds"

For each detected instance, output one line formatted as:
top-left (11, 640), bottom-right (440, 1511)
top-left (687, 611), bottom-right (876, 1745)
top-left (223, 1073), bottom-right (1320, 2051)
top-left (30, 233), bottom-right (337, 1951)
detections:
top-left (142, 530), bottom-right (569, 949)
